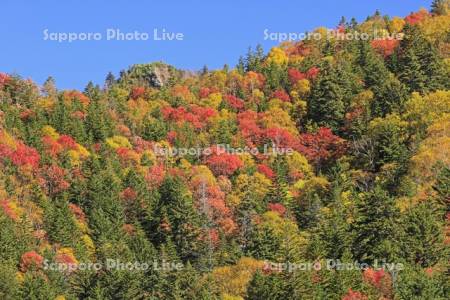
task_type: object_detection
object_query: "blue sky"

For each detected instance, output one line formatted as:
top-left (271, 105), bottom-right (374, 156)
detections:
top-left (0, 0), bottom-right (431, 89)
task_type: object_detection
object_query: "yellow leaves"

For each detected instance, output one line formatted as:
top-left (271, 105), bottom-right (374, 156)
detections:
top-left (82, 234), bottom-right (96, 257)
top-left (369, 114), bottom-right (408, 142)
top-left (15, 271), bottom-right (25, 284)
top-left (286, 151), bottom-right (313, 178)
top-left (225, 194), bottom-right (240, 208)
top-left (288, 55), bottom-right (304, 65)
top-left (0, 130), bottom-right (17, 150)
top-left (67, 145), bottom-right (89, 167)
top-left (36, 97), bottom-right (55, 111)
top-left (205, 70), bottom-right (228, 90)
top-left (261, 107), bottom-right (297, 135)
top-left (204, 92), bottom-right (222, 110)
top-left (294, 176), bottom-right (330, 199)
top-left (109, 86), bottom-right (129, 103)
top-left (74, 219), bottom-right (89, 234)
top-left (419, 14), bottom-right (450, 45)
top-left (314, 27), bottom-right (329, 40)
top-left (404, 90), bottom-right (450, 134)
top-left (259, 211), bottom-right (308, 259)
top-left (211, 257), bottom-right (265, 298)
top-left (267, 98), bottom-right (293, 113)
top-left (54, 296), bottom-right (66, 300)
top-left (170, 84), bottom-right (196, 103)
top-left (41, 125), bottom-right (59, 140)
top-left (239, 153), bottom-right (256, 170)
top-left (140, 150), bottom-right (156, 166)
top-left (341, 190), bottom-right (352, 207)
top-left (233, 173), bottom-right (272, 205)
top-left (106, 135), bottom-right (132, 149)
top-left (409, 114), bottom-right (450, 199)
top-left (76, 144), bottom-right (90, 157)
top-left (56, 247), bottom-right (79, 265)
top-left (265, 47), bottom-right (288, 66)
top-left (389, 17), bottom-right (406, 33)
top-left (191, 165), bottom-right (217, 187)
top-left (127, 98), bottom-right (151, 124)
top-left (293, 79), bottom-right (311, 97)
top-left (222, 294), bottom-right (243, 300)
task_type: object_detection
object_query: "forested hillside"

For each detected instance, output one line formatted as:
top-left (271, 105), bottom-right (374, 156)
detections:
top-left (0, 2), bottom-right (449, 299)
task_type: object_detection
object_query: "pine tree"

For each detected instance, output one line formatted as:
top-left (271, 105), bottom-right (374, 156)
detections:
top-left (399, 201), bottom-right (446, 267)
top-left (357, 40), bottom-right (407, 116)
top-left (148, 176), bottom-right (201, 262)
top-left (104, 71), bottom-right (116, 90)
top-left (395, 24), bottom-right (447, 94)
top-left (351, 185), bottom-right (400, 264)
top-left (431, 0), bottom-right (450, 15)
top-left (236, 56), bottom-right (245, 74)
top-left (246, 271), bottom-right (289, 300)
top-left (308, 61), bottom-right (354, 131)
top-left (42, 76), bottom-right (57, 98)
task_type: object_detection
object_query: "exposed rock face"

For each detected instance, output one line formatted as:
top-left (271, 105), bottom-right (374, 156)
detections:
top-left (119, 62), bottom-right (181, 87)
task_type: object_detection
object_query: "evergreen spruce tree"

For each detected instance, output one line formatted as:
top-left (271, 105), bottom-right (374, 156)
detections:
top-left (399, 201), bottom-right (446, 267)
top-left (104, 71), bottom-right (116, 90)
top-left (395, 24), bottom-right (447, 93)
top-left (431, 0), bottom-right (450, 15)
top-left (357, 40), bottom-right (408, 116)
top-left (147, 176), bottom-right (201, 262)
top-left (351, 185), bottom-right (400, 263)
top-left (308, 61), bottom-right (347, 131)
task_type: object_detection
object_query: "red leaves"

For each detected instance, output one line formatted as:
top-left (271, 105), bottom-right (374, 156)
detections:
top-left (268, 203), bottom-right (286, 216)
top-left (57, 135), bottom-right (78, 150)
top-left (131, 86), bottom-right (146, 99)
top-left (288, 68), bottom-right (306, 84)
top-left (341, 288), bottom-right (367, 300)
top-left (238, 110), bottom-right (271, 148)
top-left (272, 89), bottom-right (291, 102)
top-left (363, 268), bottom-right (386, 288)
top-left (218, 217), bottom-right (238, 235)
top-left (145, 164), bottom-right (165, 188)
top-left (41, 164), bottom-right (70, 194)
top-left (167, 130), bottom-right (177, 143)
top-left (10, 143), bottom-right (40, 169)
top-left (55, 252), bottom-right (77, 265)
top-left (191, 105), bottom-right (217, 122)
top-left (288, 67), bottom-right (319, 84)
top-left (371, 39), bottom-right (399, 57)
top-left (405, 9), bottom-right (429, 25)
top-left (224, 94), bottom-right (245, 110)
top-left (68, 203), bottom-right (86, 222)
top-left (122, 223), bottom-right (136, 235)
top-left (0, 199), bottom-right (18, 221)
top-left (20, 251), bottom-right (44, 272)
top-left (162, 105), bottom-right (216, 129)
top-left (0, 73), bottom-right (10, 86)
top-left (206, 228), bottom-right (220, 245)
top-left (121, 187), bottom-right (138, 202)
top-left (243, 71), bottom-right (265, 91)
top-left (199, 87), bottom-right (213, 98)
top-left (19, 109), bottom-right (35, 120)
top-left (257, 164), bottom-right (275, 179)
top-left (63, 90), bottom-right (90, 107)
top-left (306, 67), bottom-right (320, 80)
top-left (264, 127), bottom-right (298, 150)
top-left (71, 110), bottom-right (86, 120)
top-left (42, 135), bottom-right (80, 157)
top-left (206, 149), bottom-right (243, 176)
top-left (298, 127), bottom-right (346, 167)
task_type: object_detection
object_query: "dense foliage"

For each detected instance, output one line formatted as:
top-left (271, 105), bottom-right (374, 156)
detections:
top-left (0, 3), bottom-right (449, 299)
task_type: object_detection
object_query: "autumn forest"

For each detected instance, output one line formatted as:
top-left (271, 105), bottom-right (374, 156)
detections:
top-left (0, 1), bottom-right (449, 299)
